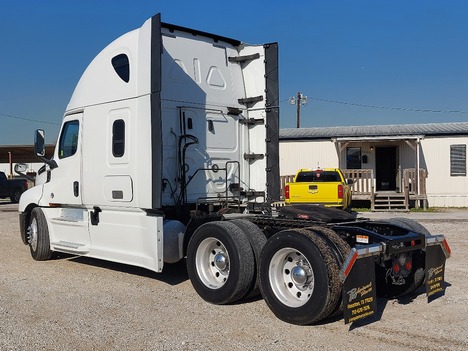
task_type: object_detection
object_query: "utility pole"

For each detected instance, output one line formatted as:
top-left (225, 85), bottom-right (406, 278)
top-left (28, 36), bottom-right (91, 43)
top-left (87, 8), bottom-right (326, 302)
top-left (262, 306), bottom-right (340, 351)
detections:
top-left (289, 91), bottom-right (308, 128)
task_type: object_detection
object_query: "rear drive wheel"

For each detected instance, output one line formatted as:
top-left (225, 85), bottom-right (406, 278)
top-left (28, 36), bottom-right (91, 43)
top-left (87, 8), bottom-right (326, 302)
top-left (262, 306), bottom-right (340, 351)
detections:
top-left (383, 217), bottom-right (430, 235)
top-left (259, 229), bottom-right (342, 325)
top-left (187, 221), bottom-right (255, 305)
top-left (229, 219), bottom-right (267, 298)
top-left (376, 217), bottom-right (430, 297)
top-left (28, 208), bottom-right (52, 261)
top-left (306, 225), bottom-right (351, 316)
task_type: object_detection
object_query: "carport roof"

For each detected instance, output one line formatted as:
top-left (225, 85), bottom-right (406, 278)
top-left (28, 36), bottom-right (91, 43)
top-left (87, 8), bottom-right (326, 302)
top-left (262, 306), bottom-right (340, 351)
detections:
top-left (280, 121), bottom-right (468, 141)
top-left (0, 145), bottom-right (55, 163)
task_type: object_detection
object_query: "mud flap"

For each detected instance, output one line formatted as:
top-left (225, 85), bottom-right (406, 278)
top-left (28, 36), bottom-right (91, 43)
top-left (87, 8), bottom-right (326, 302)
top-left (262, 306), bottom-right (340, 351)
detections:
top-left (342, 256), bottom-right (378, 324)
top-left (425, 245), bottom-right (447, 301)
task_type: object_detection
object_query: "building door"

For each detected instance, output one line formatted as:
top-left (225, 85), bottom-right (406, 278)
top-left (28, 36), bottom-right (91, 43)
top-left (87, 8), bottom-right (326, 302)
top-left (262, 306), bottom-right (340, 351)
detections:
top-left (376, 146), bottom-right (397, 191)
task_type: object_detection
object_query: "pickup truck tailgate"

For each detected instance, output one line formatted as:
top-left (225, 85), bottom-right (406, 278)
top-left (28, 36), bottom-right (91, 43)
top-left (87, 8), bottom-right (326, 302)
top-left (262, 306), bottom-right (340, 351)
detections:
top-left (288, 182), bottom-right (340, 203)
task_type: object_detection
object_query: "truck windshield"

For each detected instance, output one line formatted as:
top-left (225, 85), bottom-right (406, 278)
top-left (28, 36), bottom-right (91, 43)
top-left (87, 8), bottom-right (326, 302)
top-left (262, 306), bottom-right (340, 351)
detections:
top-left (296, 171), bottom-right (340, 182)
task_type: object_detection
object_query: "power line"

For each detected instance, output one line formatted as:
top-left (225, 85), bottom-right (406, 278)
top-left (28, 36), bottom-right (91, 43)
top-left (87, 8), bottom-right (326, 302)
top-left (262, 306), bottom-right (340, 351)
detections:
top-left (281, 96), bottom-right (468, 114)
top-left (309, 97), bottom-right (468, 114)
top-left (0, 112), bottom-right (61, 125)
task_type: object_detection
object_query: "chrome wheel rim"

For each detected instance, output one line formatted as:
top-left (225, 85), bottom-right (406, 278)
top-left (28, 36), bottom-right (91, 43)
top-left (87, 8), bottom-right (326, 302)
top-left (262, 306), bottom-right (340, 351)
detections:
top-left (195, 237), bottom-right (230, 289)
top-left (269, 248), bottom-right (315, 307)
top-left (28, 217), bottom-right (38, 251)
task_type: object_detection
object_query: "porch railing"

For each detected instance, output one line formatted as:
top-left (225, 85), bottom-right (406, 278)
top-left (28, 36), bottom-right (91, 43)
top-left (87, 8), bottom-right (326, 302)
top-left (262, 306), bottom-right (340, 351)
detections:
top-left (403, 168), bottom-right (427, 196)
top-left (342, 169), bottom-right (374, 199)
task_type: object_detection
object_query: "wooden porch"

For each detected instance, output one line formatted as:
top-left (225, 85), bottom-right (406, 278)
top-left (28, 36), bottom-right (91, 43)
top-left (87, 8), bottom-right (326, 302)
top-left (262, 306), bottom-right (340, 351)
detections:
top-left (279, 168), bottom-right (428, 211)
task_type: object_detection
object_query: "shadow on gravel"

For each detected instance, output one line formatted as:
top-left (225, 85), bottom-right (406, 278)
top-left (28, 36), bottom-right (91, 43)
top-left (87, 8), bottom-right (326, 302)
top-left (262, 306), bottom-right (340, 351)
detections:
top-left (347, 280), bottom-right (452, 330)
top-left (52, 252), bottom-right (189, 285)
top-left (0, 201), bottom-right (18, 212)
top-left (347, 297), bottom-right (388, 330)
top-left (396, 280), bottom-right (451, 304)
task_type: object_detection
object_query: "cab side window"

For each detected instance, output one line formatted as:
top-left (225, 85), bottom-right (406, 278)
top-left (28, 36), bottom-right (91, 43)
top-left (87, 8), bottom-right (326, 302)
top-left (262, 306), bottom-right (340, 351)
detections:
top-left (58, 120), bottom-right (79, 159)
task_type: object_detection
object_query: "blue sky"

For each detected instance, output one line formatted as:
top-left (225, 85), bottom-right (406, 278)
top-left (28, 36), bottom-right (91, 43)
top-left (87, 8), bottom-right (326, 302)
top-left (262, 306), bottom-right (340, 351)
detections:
top-left (1, 0), bottom-right (468, 145)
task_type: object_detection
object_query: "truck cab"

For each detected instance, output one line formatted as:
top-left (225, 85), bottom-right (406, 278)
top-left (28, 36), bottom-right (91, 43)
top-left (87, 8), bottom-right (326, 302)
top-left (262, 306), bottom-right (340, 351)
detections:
top-left (19, 13), bottom-right (279, 272)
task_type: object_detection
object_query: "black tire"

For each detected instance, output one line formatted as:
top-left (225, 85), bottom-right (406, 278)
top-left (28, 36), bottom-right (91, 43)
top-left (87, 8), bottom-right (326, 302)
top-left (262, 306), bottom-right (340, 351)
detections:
top-left (29, 208), bottom-right (52, 261)
top-left (382, 217), bottom-right (430, 235)
top-left (376, 217), bottom-right (429, 298)
top-left (305, 225), bottom-right (351, 316)
top-left (259, 228), bottom-right (342, 325)
top-left (229, 219), bottom-right (267, 299)
top-left (306, 225), bottom-right (351, 264)
top-left (186, 221), bottom-right (255, 305)
top-left (10, 188), bottom-right (22, 203)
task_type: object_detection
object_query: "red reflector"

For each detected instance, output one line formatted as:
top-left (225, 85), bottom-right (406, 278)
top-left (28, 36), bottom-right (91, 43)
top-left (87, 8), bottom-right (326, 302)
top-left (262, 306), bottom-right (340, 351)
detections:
top-left (344, 251), bottom-right (358, 277)
top-left (393, 263), bottom-right (400, 274)
top-left (443, 239), bottom-right (451, 255)
top-left (338, 184), bottom-right (343, 199)
top-left (285, 185), bottom-right (290, 199)
top-left (405, 261), bottom-right (412, 271)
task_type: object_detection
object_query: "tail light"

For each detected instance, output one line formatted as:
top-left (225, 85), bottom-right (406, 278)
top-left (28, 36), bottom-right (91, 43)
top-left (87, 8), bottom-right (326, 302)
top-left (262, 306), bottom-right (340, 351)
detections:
top-left (392, 253), bottom-right (413, 277)
top-left (285, 184), bottom-right (290, 199)
top-left (338, 184), bottom-right (343, 199)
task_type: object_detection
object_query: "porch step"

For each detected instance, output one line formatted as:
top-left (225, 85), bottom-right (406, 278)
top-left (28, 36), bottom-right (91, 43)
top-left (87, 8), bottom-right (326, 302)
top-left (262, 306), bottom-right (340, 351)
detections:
top-left (373, 193), bottom-right (407, 211)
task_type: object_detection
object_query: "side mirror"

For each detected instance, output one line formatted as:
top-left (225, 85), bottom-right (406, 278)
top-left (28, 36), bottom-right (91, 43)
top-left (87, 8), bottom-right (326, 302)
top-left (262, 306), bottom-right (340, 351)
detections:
top-left (14, 163), bottom-right (35, 182)
top-left (346, 179), bottom-right (354, 185)
top-left (33, 129), bottom-right (58, 169)
top-left (14, 163), bottom-right (28, 173)
top-left (34, 129), bottom-right (46, 157)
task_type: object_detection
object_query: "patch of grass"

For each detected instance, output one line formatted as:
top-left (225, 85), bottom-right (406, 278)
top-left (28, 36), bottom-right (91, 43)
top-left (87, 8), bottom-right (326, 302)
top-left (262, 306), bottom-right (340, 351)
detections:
top-left (353, 208), bottom-right (372, 212)
top-left (409, 207), bottom-right (437, 213)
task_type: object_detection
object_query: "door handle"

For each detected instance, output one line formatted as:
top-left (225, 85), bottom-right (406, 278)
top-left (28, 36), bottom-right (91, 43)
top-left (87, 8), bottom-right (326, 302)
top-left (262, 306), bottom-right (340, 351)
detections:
top-left (73, 181), bottom-right (79, 197)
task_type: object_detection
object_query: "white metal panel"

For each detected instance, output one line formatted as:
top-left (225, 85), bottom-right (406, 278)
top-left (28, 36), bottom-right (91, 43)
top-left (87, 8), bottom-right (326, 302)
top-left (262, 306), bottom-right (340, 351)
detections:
top-left (103, 175), bottom-right (133, 202)
top-left (421, 136), bottom-right (468, 206)
top-left (43, 207), bottom-right (90, 252)
top-left (67, 30), bottom-right (140, 111)
top-left (88, 208), bottom-right (163, 273)
top-left (81, 102), bottom-right (138, 208)
top-left (159, 30), bottom-right (250, 205)
top-left (279, 140), bottom-right (338, 175)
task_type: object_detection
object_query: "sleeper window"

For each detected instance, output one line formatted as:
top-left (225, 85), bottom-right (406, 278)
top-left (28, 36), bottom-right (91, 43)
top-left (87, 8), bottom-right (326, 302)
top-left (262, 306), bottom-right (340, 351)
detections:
top-left (112, 119), bottom-right (125, 157)
top-left (112, 54), bottom-right (130, 83)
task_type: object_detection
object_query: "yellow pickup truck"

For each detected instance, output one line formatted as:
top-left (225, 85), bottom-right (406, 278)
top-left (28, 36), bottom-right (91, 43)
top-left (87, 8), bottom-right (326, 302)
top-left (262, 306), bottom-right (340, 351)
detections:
top-left (284, 168), bottom-right (353, 210)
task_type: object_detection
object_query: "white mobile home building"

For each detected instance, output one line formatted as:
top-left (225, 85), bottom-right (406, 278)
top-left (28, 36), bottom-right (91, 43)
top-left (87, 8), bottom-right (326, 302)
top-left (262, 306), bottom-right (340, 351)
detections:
top-left (280, 122), bottom-right (468, 209)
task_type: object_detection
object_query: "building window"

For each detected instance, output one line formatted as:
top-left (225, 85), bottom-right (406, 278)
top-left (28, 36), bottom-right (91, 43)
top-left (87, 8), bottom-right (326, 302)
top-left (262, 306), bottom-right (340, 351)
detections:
top-left (346, 147), bottom-right (361, 169)
top-left (112, 119), bottom-right (125, 157)
top-left (450, 144), bottom-right (466, 176)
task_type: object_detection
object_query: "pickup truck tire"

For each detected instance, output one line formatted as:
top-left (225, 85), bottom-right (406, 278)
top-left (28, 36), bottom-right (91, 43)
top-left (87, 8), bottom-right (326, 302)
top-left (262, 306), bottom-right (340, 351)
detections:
top-left (259, 228), bottom-right (341, 325)
top-left (376, 217), bottom-right (429, 298)
top-left (187, 221), bottom-right (255, 305)
top-left (10, 188), bottom-right (22, 203)
top-left (229, 219), bottom-right (267, 299)
top-left (29, 208), bottom-right (52, 261)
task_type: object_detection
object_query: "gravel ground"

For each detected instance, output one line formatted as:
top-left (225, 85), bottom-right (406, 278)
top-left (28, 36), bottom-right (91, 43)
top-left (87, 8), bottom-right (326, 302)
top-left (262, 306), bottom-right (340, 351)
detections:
top-left (1, 201), bottom-right (467, 351)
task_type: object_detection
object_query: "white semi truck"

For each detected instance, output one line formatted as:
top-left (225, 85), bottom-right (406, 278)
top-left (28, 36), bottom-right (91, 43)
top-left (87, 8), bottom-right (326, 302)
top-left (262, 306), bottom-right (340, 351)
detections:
top-left (18, 14), bottom-right (450, 325)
